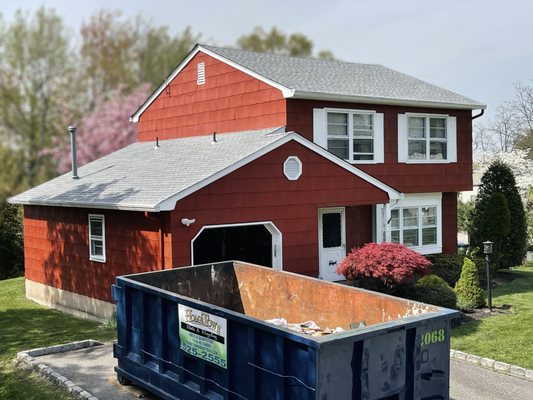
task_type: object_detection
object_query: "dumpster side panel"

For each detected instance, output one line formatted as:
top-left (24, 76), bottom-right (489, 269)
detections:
top-left (114, 276), bottom-right (319, 400)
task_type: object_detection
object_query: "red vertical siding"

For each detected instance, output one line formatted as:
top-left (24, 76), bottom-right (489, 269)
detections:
top-left (171, 141), bottom-right (389, 277)
top-left (23, 206), bottom-right (169, 302)
top-left (286, 99), bottom-right (473, 194)
top-left (137, 52), bottom-right (287, 141)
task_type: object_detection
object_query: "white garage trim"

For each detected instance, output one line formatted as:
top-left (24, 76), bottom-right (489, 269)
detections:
top-left (191, 221), bottom-right (283, 270)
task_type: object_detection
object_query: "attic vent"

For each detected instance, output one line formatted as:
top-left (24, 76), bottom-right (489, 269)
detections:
top-left (283, 156), bottom-right (302, 181)
top-left (197, 62), bottom-right (205, 85)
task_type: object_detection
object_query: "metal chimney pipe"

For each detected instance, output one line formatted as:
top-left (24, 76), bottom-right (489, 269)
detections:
top-left (68, 126), bottom-right (79, 179)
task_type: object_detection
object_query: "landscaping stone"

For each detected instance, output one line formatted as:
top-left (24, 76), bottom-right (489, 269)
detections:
top-left (480, 357), bottom-right (495, 369)
top-left (510, 366), bottom-right (526, 378)
top-left (466, 354), bottom-right (482, 364)
top-left (454, 351), bottom-right (467, 360)
top-left (494, 361), bottom-right (511, 373)
top-left (526, 369), bottom-right (533, 381)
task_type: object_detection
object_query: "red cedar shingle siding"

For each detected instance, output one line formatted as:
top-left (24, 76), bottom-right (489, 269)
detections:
top-left (137, 52), bottom-right (287, 141)
top-left (170, 140), bottom-right (388, 276)
top-left (285, 99), bottom-right (473, 194)
top-left (23, 206), bottom-right (166, 302)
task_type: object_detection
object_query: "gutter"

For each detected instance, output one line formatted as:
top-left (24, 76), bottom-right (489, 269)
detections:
top-left (290, 90), bottom-right (487, 111)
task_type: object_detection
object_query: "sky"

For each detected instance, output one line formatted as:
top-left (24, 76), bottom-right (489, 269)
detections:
top-left (2, 0), bottom-right (533, 122)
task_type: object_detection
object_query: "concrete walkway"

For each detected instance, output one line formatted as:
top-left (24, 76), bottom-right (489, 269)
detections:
top-left (33, 343), bottom-right (533, 400)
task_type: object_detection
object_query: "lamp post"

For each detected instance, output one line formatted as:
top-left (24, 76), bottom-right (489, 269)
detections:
top-left (483, 240), bottom-right (493, 312)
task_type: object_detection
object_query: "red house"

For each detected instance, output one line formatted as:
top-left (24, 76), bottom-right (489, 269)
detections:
top-left (9, 45), bottom-right (485, 320)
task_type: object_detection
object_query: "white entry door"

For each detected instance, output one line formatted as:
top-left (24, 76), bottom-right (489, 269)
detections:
top-left (318, 207), bottom-right (346, 281)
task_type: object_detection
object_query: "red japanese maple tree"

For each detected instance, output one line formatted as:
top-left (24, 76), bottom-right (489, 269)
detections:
top-left (337, 242), bottom-right (431, 287)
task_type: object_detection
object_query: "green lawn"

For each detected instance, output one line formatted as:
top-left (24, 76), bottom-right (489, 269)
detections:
top-left (0, 277), bottom-right (115, 400)
top-left (452, 266), bottom-right (533, 369)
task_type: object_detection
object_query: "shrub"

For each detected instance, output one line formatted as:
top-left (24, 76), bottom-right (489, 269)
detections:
top-left (426, 254), bottom-right (464, 287)
top-left (454, 257), bottom-right (485, 310)
top-left (415, 274), bottom-right (457, 309)
top-left (470, 160), bottom-right (527, 268)
top-left (0, 202), bottom-right (24, 280)
top-left (337, 242), bottom-right (431, 290)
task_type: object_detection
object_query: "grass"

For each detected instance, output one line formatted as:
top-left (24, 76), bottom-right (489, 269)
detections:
top-left (0, 277), bottom-right (116, 400)
top-left (452, 265), bottom-right (533, 369)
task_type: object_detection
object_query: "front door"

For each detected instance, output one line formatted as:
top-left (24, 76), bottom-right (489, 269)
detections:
top-left (318, 207), bottom-right (346, 281)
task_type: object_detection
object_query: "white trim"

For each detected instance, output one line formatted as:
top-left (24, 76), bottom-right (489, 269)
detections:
top-left (131, 45), bottom-right (294, 122)
top-left (292, 90), bottom-right (486, 111)
top-left (399, 113), bottom-right (456, 164)
top-left (283, 156), bottom-right (302, 180)
top-left (190, 221), bottom-right (283, 270)
top-left (376, 193), bottom-right (442, 255)
top-left (318, 207), bottom-right (346, 281)
top-left (158, 132), bottom-right (400, 211)
top-left (317, 108), bottom-right (384, 164)
top-left (88, 214), bottom-right (106, 263)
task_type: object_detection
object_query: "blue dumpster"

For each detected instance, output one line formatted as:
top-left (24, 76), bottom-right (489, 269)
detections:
top-left (113, 261), bottom-right (458, 400)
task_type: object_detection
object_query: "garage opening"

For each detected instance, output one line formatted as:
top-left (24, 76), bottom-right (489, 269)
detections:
top-left (191, 222), bottom-right (282, 270)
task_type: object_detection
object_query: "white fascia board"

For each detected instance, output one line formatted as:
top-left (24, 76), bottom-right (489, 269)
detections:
top-left (289, 135), bottom-right (401, 200)
top-left (157, 132), bottom-right (400, 211)
top-left (8, 197), bottom-right (159, 212)
top-left (199, 46), bottom-right (295, 98)
top-left (131, 45), bottom-right (203, 123)
top-left (131, 45), bottom-right (295, 123)
top-left (292, 90), bottom-right (487, 111)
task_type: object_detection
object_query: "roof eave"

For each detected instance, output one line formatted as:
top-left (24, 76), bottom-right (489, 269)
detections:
top-left (8, 197), bottom-right (160, 213)
top-left (290, 90), bottom-right (487, 111)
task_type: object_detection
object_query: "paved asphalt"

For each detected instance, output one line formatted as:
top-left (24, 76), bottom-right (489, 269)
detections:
top-left (36, 343), bottom-right (533, 400)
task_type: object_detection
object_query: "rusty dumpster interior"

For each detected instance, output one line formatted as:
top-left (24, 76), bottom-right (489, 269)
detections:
top-left (129, 261), bottom-right (438, 332)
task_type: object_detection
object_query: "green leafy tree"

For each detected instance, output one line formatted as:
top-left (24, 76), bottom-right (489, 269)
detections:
top-left (237, 26), bottom-right (334, 60)
top-left (474, 192), bottom-right (510, 271)
top-left (0, 8), bottom-right (73, 200)
top-left (457, 199), bottom-right (474, 233)
top-left (470, 161), bottom-right (527, 268)
top-left (454, 257), bottom-right (485, 310)
top-left (0, 202), bottom-right (24, 280)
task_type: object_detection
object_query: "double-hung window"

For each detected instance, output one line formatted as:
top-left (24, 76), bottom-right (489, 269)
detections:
top-left (314, 108), bottom-right (384, 163)
top-left (377, 193), bottom-right (442, 254)
top-left (89, 214), bottom-right (106, 262)
top-left (398, 113), bottom-right (457, 163)
top-left (389, 206), bottom-right (438, 247)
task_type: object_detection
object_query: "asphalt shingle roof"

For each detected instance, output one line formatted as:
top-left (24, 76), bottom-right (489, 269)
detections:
top-left (9, 128), bottom-right (290, 211)
top-left (202, 45), bottom-right (485, 109)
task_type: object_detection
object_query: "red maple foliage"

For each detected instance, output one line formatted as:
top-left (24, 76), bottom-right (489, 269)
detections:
top-left (336, 242), bottom-right (431, 287)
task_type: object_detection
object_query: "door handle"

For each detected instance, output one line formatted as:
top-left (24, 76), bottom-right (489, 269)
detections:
top-left (328, 260), bottom-right (337, 266)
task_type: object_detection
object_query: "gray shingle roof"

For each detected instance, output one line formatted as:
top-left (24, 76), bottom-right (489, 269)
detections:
top-left (9, 127), bottom-right (401, 211)
top-left (202, 45), bottom-right (485, 110)
top-left (9, 128), bottom-right (289, 211)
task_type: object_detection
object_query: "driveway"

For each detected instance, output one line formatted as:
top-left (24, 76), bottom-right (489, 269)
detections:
top-left (35, 343), bottom-right (533, 400)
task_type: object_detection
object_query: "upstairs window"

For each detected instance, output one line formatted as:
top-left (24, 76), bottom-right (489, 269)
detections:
top-left (314, 108), bottom-right (384, 163)
top-left (398, 113), bottom-right (457, 163)
top-left (407, 116), bottom-right (447, 160)
top-left (89, 214), bottom-right (106, 262)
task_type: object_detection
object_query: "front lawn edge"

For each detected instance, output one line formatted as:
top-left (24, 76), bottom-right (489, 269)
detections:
top-left (450, 348), bottom-right (533, 381)
top-left (13, 339), bottom-right (101, 400)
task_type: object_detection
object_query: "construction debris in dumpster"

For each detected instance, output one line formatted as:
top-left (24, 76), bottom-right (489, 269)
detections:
top-left (265, 317), bottom-right (349, 336)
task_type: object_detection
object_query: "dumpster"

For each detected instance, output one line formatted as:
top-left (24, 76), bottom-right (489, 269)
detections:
top-left (112, 261), bottom-right (459, 400)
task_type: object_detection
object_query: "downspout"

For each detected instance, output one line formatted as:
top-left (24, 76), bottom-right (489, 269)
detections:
top-left (472, 109), bottom-right (484, 120)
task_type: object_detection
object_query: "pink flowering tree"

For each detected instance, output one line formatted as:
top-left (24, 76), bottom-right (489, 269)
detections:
top-left (52, 84), bottom-right (151, 173)
top-left (337, 242), bottom-right (432, 289)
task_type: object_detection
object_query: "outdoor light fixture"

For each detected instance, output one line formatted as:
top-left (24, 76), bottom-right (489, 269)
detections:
top-left (181, 218), bottom-right (196, 227)
top-left (483, 240), bottom-right (494, 312)
top-left (483, 240), bottom-right (493, 255)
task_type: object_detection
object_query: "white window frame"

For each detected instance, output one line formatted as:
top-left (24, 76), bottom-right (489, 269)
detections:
top-left (314, 108), bottom-right (384, 164)
top-left (88, 214), bottom-right (106, 262)
top-left (398, 113), bottom-right (457, 164)
top-left (376, 193), bottom-right (442, 255)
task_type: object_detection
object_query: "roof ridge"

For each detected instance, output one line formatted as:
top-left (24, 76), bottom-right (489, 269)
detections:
top-left (200, 43), bottom-right (381, 67)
